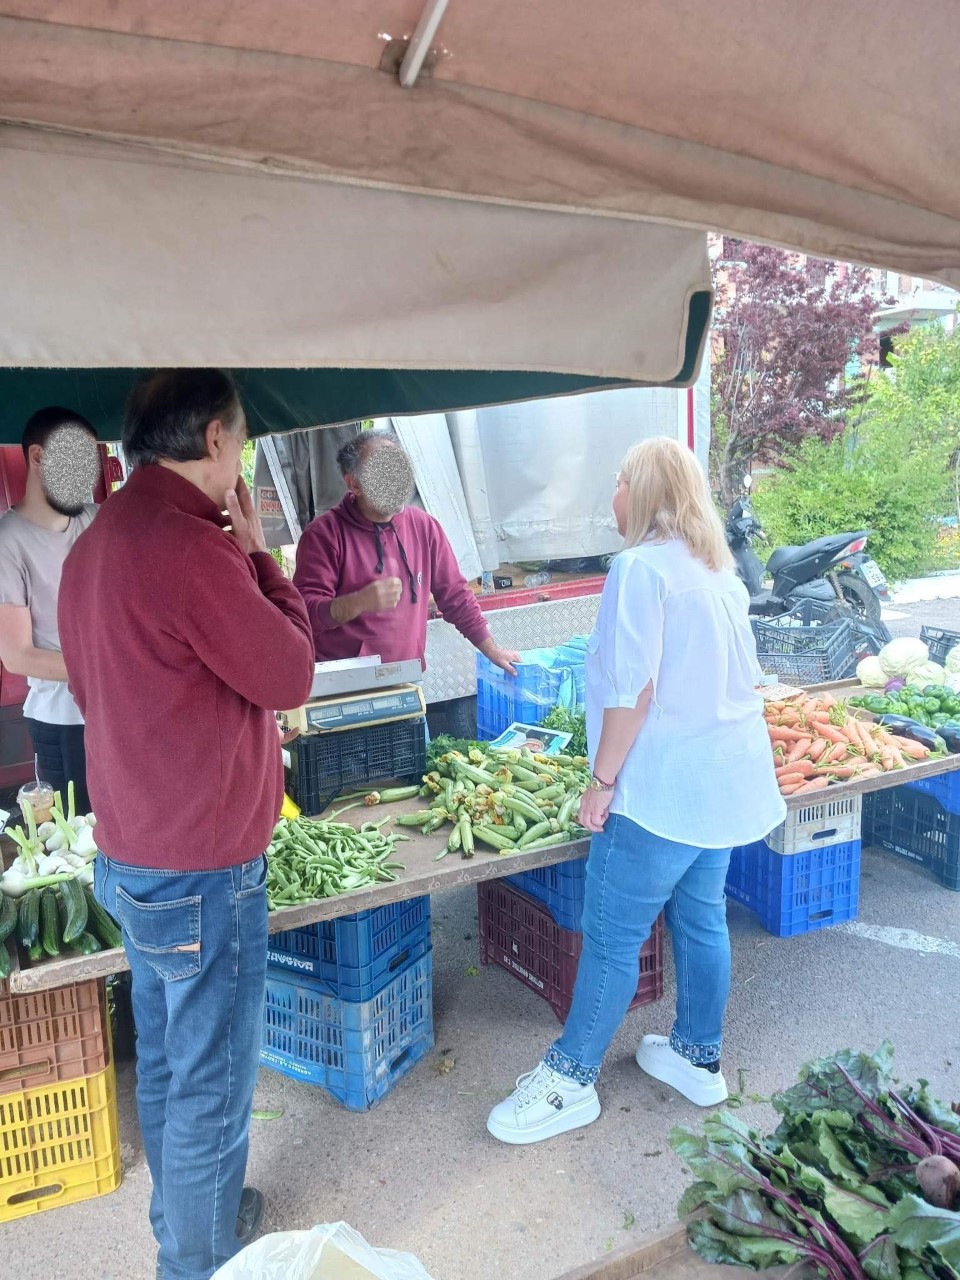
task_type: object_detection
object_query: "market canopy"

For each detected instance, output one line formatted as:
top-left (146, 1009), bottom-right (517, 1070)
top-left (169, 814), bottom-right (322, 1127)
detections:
top-left (2, 1), bottom-right (959, 441)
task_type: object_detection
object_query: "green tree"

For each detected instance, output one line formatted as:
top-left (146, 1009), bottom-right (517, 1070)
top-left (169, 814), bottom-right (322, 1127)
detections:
top-left (859, 321), bottom-right (960, 523)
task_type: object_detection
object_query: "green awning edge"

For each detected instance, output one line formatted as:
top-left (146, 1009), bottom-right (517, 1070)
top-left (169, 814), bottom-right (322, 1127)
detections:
top-left (0, 291), bottom-right (711, 445)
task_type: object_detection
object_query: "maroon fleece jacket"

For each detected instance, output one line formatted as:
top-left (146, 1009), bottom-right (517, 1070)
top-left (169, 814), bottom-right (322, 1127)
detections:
top-left (293, 495), bottom-right (490, 666)
top-left (58, 466), bottom-right (315, 871)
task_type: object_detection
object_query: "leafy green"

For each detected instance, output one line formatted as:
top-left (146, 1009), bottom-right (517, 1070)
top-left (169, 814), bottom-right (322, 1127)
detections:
top-left (671, 1045), bottom-right (960, 1280)
top-left (540, 705), bottom-right (587, 757)
top-left (425, 735), bottom-right (481, 770)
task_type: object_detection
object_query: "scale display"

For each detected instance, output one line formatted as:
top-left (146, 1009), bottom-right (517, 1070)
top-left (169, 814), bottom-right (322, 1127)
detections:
top-left (304, 686), bottom-right (424, 733)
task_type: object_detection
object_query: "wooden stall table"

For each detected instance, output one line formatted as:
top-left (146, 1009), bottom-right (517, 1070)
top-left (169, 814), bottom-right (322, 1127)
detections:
top-left (3, 798), bottom-right (590, 993)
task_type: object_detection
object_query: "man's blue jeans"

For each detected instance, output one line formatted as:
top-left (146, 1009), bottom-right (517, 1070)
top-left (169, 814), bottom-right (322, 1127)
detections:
top-left (546, 813), bottom-right (732, 1084)
top-left (95, 853), bottom-right (268, 1280)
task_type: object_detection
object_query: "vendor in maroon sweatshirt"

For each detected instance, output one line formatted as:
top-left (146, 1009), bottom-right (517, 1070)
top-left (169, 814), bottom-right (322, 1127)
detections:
top-left (59, 370), bottom-right (315, 1280)
top-left (293, 430), bottom-right (519, 676)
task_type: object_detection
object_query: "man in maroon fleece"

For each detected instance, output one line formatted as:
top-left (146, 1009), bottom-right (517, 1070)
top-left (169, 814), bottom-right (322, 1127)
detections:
top-left (58, 370), bottom-right (315, 1280)
top-left (293, 430), bottom-right (519, 675)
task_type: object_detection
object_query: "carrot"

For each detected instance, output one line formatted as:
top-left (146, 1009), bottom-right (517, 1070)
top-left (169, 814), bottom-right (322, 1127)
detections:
top-left (817, 724), bottom-right (849, 745)
top-left (899, 739), bottom-right (931, 761)
top-left (794, 778), bottom-right (830, 794)
top-left (786, 737), bottom-right (814, 764)
top-left (828, 742), bottom-right (849, 763)
top-left (776, 771), bottom-right (806, 786)
top-left (817, 764), bottom-right (858, 779)
top-left (767, 726), bottom-right (809, 742)
top-left (779, 782), bottom-right (803, 795)
top-left (789, 760), bottom-right (817, 778)
top-left (808, 737), bottom-right (828, 759)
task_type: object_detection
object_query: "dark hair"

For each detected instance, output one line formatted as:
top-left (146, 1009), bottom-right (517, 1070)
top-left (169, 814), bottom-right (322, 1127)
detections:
top-left (336, 428), bottom-right (401, 478)
top-left (122, 369), bottom-right (245, 469)
top-left (22, 407), bottom-right (96, 459)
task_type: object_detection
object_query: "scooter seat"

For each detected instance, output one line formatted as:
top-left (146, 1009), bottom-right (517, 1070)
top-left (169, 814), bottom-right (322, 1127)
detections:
top-left (766, 532), bottom-right (869, 577)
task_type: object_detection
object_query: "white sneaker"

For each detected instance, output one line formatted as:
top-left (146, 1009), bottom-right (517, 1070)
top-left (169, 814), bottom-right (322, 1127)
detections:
top-left (636, 1035), bottom-right (728, 1107)
top-left (487, 1062), bottom-right (601, 1145)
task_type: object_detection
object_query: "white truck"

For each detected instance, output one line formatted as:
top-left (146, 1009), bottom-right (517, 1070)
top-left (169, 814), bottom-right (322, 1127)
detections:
top-left (254, 364), bottom-right (710, 734)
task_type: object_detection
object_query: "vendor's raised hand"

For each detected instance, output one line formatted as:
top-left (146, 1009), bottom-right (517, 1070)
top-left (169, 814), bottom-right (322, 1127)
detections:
top-left (359, 577), bottom-right (403, 614)
top-left (578, 786), bottom-right (612, 833)
top-left (225, 478), bottom-right (268, 556)
top-left (479, 637), bottom-right (521, 677)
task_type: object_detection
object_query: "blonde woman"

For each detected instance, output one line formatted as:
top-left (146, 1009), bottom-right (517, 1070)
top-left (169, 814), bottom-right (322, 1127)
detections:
top-left (487, 438), bottom-right (785, 1146)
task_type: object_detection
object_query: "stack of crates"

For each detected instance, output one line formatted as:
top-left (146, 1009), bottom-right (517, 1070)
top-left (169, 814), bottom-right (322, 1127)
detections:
top-left (752, 603), bottom-right (859, 684)
top-left (261, 898), bottom-right (434, 1110)
top-left (0, 978), bottom-right (121, 1223)
top-left (726, 796), bottom-right (862, 936)
top-left (863, 774), bottom-right (960, 891)
top-left (478, 859), bottom-right (665, 1021)
top-left (861, 624), bottom-right (960, 892)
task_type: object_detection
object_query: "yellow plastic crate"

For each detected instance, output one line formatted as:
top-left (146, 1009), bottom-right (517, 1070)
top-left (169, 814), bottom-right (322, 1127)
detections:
top-left (0, 1063), bottom-right (121, 1222)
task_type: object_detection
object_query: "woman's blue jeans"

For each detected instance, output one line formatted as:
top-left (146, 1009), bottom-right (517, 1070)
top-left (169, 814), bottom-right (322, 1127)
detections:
top-left (95, 852), bottom-right (268, 1280)
top-left (546, 813), bottom-right (732, 1085)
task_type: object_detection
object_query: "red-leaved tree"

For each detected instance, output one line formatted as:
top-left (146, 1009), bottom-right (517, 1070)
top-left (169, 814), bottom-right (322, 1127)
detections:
top-left (712, 242), bottom-right (880, 504)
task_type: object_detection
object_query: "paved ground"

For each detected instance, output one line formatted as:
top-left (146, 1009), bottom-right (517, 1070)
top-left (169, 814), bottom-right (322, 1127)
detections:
top-left (9, 594), bottom-right (960, 1280)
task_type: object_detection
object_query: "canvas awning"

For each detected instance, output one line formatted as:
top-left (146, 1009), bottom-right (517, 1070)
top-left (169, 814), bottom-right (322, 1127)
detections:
top-left (1, 1), bottom-right (959, 439)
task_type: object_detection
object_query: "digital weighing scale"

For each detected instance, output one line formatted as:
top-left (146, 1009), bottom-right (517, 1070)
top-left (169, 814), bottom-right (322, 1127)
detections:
top-left (280, 656), bottom-right (425, 737)
top-left (281, 683), bottom-right (426, 737)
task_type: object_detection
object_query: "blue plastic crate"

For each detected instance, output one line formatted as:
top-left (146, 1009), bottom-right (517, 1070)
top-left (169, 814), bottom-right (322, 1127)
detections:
top-left (260, 953), bottom-right (434, 1110)
top-left (904, 769), bottom-right (960, 818)
top-left (476, 649), bottom-right (586, 741)
top-left (505, 857), bottom-right (588, 931)
top-left (726, 839), bottom-right (861, 937)
top-left (267, 897), bottom-right (431, 1000)
top-left (863, 786), bottom-right (960, 890)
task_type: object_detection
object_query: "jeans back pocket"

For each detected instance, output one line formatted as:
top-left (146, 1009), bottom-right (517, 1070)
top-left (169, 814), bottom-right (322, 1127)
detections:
top-left (115, 888), bottom-right (202, 982)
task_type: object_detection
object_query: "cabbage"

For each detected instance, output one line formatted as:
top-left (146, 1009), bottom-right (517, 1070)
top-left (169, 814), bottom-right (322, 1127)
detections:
top-left (856, 656), bottom-right (887, 688)
top-left (945, 645), bottom-right (960, 675)
top-left (910, 661), bottom-right (947, 686)
top-left (945, 672), bottom-right (960, 694)
top-left (877, 637), bottom-right (930, 679)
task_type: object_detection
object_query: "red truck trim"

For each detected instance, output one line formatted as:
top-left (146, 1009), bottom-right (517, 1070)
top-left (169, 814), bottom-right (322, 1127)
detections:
top-left (475, 575), bottom-right (605, 612)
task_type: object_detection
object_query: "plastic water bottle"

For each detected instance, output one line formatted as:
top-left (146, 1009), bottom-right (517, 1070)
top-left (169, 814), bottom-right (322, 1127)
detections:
top-left (523, 571), bottom-right (553, 588)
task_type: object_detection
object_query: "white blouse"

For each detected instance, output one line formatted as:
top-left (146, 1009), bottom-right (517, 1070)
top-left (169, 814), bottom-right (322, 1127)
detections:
top-left (586, 539), bottom-right (786, 848)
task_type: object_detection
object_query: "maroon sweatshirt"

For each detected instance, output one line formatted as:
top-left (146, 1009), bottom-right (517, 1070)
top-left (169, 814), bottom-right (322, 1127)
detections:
top-left (293, 495), bottom-right (490, 666)
top-left (58, 466), bottom-right (315, 871)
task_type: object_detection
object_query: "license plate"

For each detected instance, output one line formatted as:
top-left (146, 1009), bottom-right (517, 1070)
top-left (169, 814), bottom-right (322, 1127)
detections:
top-left (860, 559), bottom-right (886, 588)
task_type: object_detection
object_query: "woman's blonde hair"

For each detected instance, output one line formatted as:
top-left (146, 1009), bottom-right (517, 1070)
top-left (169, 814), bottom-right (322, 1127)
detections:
top-left (619, 438), bottom-right (733, 572)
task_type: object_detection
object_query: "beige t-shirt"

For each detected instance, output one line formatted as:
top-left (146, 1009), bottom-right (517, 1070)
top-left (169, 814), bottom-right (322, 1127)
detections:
top-left (0, 505), bottom-right (97, 725)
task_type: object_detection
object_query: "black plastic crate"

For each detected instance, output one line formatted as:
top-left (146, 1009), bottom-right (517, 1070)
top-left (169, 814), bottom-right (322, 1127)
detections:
top-left (290, 719), bottom-right (427, 815)
top-left (863, 785), bottom-right (960, 891)
top-left (753, 613), bottom-right (857, 685)
top-left (920, 625), bottom-right (960, 667)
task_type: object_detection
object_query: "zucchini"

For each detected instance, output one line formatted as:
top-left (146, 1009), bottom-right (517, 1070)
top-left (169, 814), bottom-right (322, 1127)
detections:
top-left (28, 939), bottom-right (43, 964)
top-left (58, 878), bottom-right (89, 945)
top-left (472, 826), bottom-right (518, 851)
top-left (18, 889), bottom-right (41, 949)
top-left (0, 941), bottom-right (11, 981)
top-left (83, 891), bottom-right (123, 950)
top-left (40, 889), bottom-right (61, 957)
top-left (0, 892), bottom-right (17, 944)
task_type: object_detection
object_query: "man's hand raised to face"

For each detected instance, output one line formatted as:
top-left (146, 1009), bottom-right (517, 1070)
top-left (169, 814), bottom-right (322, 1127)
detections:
top-left (225, 478), bottom-right (268, 557)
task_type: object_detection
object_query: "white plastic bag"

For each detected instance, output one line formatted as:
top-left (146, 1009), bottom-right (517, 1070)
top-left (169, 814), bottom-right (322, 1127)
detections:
top-left (211, 1222), bottom-right (436, 1280)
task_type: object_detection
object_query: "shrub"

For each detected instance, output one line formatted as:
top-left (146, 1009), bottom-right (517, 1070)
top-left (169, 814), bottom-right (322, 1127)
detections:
top-left (753, 419), bottom-right (951, 582)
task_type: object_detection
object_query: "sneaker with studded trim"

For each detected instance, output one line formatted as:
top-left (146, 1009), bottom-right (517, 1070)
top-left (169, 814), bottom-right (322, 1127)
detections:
top-left (636, 1035), bottom-right (728, 1107)
top-left (487, 1062), bottom-right (601, 1145)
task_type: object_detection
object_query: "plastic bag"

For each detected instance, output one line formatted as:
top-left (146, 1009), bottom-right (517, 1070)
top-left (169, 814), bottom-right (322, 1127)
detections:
top-left (212, 1221), bottom-right (436, 1280)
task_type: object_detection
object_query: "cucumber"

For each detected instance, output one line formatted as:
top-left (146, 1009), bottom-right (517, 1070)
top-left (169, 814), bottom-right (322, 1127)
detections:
top-left (40, 889), bottom-right (61, 957)
top-left (70, 932), bottom-right (101, 955)
top-left (0, 940), bottom-right (11, 981)
top-left (0, 893), bottom-right (17, 944)
top-left (28, 939), bottom-right (43, 964)
top-left (58, 878), bottom-right (89, 945)
top-left (83, 890), bottom-right (123, 950)
top-left (18, 889), bottom-right (41, 949)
